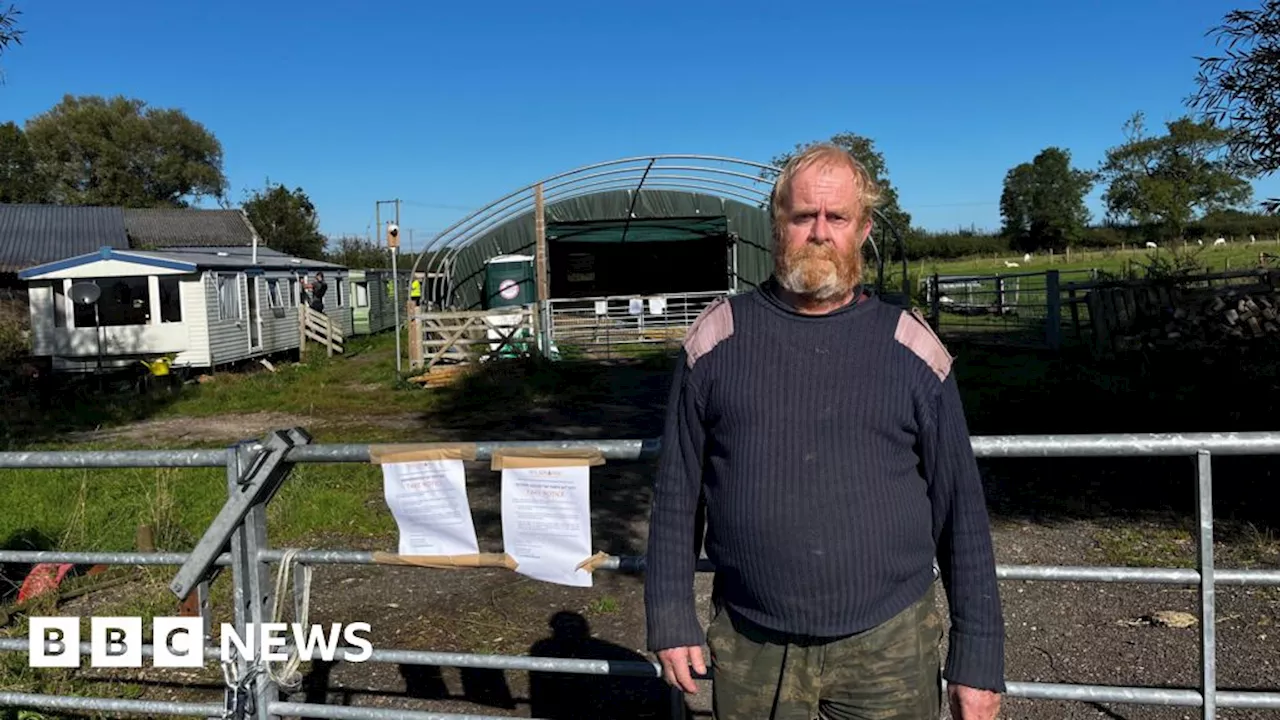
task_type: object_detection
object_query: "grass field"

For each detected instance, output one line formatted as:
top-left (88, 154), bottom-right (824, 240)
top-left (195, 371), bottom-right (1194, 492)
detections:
top-left (910, 239), bottom-right (1275, 284)
top-left (887, 240), bottom-right (1280, 343)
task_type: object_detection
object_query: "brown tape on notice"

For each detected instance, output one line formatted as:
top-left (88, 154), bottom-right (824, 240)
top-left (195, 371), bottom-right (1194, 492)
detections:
top-left (368, 443), bottom-right (478, 464)
top-left (369, 550), bottom-right (615, 575)
top-left (576, 551), bottom-right (612, 573)
top-left (490, 448), bottom-right (605, 470)
top-left (370, 551), bottom-right (518, 570)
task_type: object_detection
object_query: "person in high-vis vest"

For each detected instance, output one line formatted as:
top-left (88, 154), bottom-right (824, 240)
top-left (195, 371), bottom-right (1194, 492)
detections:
top-left (410, 277), bottom-right (422, 306)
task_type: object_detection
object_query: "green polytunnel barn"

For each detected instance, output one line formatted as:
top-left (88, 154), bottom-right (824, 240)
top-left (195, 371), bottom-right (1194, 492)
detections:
top-left (441, 189), bottom-right (774, 310)
top-left (411, 155), bottom-right (908, 312)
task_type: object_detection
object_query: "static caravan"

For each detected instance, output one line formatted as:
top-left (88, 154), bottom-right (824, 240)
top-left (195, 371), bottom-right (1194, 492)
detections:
top-left (347, 269), bottom-right (410, 336)
top-left (308, 266), bottom-right (355, 339)
top-left (19, 245), bottom-right (348, 373)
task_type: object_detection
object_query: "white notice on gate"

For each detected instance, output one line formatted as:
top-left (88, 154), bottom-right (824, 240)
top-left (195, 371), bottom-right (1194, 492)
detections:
top-left (381, 459), bottom-right (479, 556)
top-left (501, 464), bottom-right (593, 587)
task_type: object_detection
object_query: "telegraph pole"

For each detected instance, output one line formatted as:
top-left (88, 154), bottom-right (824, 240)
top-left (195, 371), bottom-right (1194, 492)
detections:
top-left (376, 198), bottom-right (402, 372)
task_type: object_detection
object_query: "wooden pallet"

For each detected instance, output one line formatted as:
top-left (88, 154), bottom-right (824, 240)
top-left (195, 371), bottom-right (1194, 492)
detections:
top-left (407, 364), bottom-right (470, 388)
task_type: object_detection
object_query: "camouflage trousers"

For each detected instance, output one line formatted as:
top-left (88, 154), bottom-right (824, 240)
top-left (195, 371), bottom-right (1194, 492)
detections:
top-left (707, 582), bottom-right (943, 720)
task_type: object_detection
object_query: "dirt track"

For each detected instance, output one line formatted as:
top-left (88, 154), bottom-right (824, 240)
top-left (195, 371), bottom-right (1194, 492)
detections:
top-left (53, 358), bottom-right (1280, 719)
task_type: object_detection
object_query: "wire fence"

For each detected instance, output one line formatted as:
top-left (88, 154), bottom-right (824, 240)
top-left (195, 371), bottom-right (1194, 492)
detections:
top-left (923, 266), bottom-right (1280, 354)
top-left (922, 269), bottom-right (1094, 347)
top-left (0, 430), bottom-right (1278, 719)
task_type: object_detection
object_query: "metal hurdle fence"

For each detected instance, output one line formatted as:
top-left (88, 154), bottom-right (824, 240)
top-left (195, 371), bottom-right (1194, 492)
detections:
top-left (1, 430), bottom-right (1279, 719)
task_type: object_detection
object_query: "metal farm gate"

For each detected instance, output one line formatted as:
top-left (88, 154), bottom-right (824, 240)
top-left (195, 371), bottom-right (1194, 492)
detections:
top-left (1, 430), bottom-right (1278, 719)
top-left (546, 290), bottom-right (728, 358)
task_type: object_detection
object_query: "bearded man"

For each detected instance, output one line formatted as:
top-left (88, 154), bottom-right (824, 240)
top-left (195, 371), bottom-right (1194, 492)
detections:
top-left (643, 144), bottom-right (1006, 720)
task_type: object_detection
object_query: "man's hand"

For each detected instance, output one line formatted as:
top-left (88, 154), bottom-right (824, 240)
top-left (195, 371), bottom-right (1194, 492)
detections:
top-left (657, 645), bottom-right (706, 694)
top-left (948, 684), bottom-right (1000, 719)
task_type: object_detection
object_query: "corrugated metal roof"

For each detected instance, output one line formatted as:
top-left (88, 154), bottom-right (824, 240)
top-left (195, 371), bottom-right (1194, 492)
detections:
top-left (123, 208), bottom-right (258, 248)
top-left (0, 204), bottom-right (129, 273)
top-left (133, 245), bottom-right (346, 271)
top-left (19, 245), bottom-right (348, 279)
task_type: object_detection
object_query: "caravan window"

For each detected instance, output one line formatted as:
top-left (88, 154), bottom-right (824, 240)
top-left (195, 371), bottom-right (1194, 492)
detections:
top-left (52, 281), bottom-right (66, 328)
top-left (217, 273), bottom-right (240, 321)
top-left (354, 281), bottom-right (369, 308)
top-left (159, 277), bottom-right (182, 323)
top-left (72, 277), bottom-right (151, 327)
top-left (267, 279), bottom-right (284, 308)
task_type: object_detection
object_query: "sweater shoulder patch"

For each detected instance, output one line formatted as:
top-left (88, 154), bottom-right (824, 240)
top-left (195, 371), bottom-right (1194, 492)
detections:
top-left (684, 297), bottom-right (734, 368)
top-left (894, 308), bottom-right (952, 382)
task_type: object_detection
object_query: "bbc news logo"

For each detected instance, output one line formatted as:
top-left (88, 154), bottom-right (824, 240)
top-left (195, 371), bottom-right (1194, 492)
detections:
top-left (28, 617), bottom-right (373, 668)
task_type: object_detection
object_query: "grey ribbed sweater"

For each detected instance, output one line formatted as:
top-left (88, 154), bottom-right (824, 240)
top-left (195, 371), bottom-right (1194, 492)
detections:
top-left (643, 279), bottom-right (1006, 692)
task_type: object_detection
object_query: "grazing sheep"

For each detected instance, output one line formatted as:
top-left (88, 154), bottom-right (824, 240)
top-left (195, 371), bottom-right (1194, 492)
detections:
top-left (1145, 241), bottom-right (1158, 249)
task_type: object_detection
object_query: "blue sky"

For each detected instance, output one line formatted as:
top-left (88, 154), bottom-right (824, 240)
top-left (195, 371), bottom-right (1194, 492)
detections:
top-left (3, 0), bottom-right (1277, 252)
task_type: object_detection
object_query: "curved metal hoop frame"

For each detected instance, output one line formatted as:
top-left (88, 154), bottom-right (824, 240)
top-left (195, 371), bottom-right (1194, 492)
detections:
top-left (407, 154), bottom-right (908, 308)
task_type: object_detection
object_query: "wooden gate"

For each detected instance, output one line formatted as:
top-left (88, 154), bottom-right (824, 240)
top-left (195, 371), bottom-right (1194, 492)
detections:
top-left (299, 305), bottom-right (344, 356)
top-left (408, 306), bottom-right (537, 382)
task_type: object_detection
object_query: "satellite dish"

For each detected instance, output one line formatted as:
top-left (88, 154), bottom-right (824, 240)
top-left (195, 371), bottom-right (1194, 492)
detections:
top-left (68, 282), bottom-right (100, 305)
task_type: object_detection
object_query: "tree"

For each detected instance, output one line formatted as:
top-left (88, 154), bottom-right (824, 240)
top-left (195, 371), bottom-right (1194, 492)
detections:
top-left (0, 4), bottom-right (21, 71)
top-left (242, 183), bottom-right (327, 260)
top-left (999, 147), bottom-right (1094, 252)
top-left (1189, 0), bottom-right (1280, 210)
top-left (328, 235), bottom-right (393, 269)
top-left (768, 132), bottom-right (912, 240)
top-left (1097, 112), bottom-right (1253, 240)
top-left (23, 94), bottom-right (227, 208)
top-left (0, 121), bottom-right (46, 202)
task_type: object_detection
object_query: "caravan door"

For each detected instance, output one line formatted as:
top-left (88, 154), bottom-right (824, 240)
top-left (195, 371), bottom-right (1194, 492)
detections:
top-left (247, 275), bottom-right (263, 351)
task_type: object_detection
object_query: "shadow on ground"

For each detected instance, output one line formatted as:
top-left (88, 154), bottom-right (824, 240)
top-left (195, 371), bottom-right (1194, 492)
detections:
top-left (295, 611), bottom-right (674, 718)
top-left (0, 366), bottom-right (187, 449)
top-left (419, 355), bottom-right (678, 557)
top-left (0, 528), bottom-right (58, 604)
top-left (424, 354), bottom-right (675, 441)
top-left (951, 341), bottom-right (1280, 533)
top-left (416, 341), bottom-right (1280, 537)
top-left (527, 611), bottom-right (672, 720)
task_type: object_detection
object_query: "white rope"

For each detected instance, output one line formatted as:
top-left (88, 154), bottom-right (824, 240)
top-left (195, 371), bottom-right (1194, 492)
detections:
top-left (262, 547), bottom-right (312, 692)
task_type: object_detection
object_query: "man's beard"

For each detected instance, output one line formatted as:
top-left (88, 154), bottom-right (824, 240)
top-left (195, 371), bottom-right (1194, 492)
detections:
top-left (775, 241), bottom-right (862, 301)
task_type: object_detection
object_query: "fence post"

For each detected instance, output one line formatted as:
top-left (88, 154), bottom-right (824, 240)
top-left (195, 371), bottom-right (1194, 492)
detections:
top-left (218, 439), bottom-right (292, 720)
top-left (408, 311), bottom-right (422, 369)
top-left (225, 444), bottom-right (252, 719)
top-left (1196, 450), bottom-right (1217, 720)
top-left (245, 487), bottom-right (279, 720)
top-left (1067, 285), bottom-right (1081, 341)
top-left (1045, 270), bottom-right (1061, 349)
top-left (929, 273), bottom-right (940, 329)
